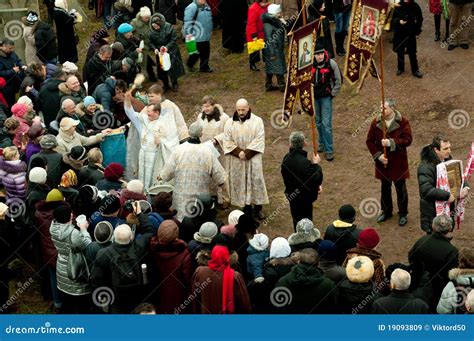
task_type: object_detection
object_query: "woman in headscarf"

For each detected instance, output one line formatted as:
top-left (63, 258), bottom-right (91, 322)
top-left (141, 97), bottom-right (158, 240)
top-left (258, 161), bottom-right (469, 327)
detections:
top-left (192, 245), bottom-right (251, 313)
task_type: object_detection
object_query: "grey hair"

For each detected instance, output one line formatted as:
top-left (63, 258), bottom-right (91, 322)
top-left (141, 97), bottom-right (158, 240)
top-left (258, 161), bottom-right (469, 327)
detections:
top-left (189, 122), bottom-right (203, 139)
top-left (432, 214), bottom-right (453, 234)
top-left (114, 224), bottom-right (133, 245)
top-left (61, 98), bottom-right (75, 110)
top-left (391, 268), bottom-right (411, 291)
top-left (99, 45), bottom-right (112, 54)
top-left (289, 131), bottom-right (305, 149)
top-left (385, 98), bottom-right (396, 109)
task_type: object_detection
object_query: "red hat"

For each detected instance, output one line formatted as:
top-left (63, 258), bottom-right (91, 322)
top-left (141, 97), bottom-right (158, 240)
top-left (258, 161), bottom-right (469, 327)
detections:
top-left (11, 103), bottom-right (28, 118)
top-left (358, 228), bottom-right (380, 249)
top-left (104, 162), bottom-right (124, 181)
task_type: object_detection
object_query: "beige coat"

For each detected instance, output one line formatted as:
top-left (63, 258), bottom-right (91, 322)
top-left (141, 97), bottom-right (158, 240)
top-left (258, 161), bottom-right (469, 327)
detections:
top-left (22, 24), bottom-right (40, 64)
top-left (55, 130), bottom-right (104, 154)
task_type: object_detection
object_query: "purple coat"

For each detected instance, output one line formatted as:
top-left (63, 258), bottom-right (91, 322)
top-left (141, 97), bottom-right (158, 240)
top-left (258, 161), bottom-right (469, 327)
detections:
top-left (0, 157), bottom-right (27, 199)
top-left (26, 142), bottom-right (41, 163)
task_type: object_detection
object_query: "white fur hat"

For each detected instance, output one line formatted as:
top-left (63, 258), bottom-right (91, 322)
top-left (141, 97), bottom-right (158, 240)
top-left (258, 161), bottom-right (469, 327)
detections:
top-left (127, 179), bottom-right (144, 194)
top-left (269, 237), bottom-right (291, 259)
top-left (346, 256), bottom-right (374, 283)
top-left (249, 233), bottom-right (269, 251)
top-left (139, 6), bottom-right (151, 17)
top-left (29, 167), bottom-right (48, 184)
top-left (55, 0), bottom-right (68, 10)
top-left (228, 209), bottom-right (244, 225)
top-left (288, 218), bottom-right (320, 245)
top-left (62, 61), bottom-right (78, 74)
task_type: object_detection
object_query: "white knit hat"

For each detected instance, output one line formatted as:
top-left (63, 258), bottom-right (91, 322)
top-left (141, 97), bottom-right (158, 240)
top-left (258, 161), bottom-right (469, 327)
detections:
top-left (228, 209), bottom-right (244, 225)
top-left (17, 95), bottom-right (33, 106)
top-left (29, 167), bottom-right (47, 184)
top-left (249, 233), bottom-right (269, 251)
top-left (269, 237), bottom-right (291, 259)
top-left (139, 6), bottom-right (151, 17)
top-left (126, 179), bottom-right (144, 194)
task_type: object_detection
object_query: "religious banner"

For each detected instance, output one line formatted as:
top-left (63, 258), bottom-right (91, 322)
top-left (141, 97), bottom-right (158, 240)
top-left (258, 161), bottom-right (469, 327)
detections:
top-left (344, 0), bottom-right (390, 87)
top-left (282, 19), bottom-right (320, 120)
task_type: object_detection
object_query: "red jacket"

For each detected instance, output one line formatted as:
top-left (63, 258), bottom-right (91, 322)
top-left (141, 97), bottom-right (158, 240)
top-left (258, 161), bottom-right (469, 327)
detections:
top-left (246, 2), bottom-right (269, 42)
top-left (366, 111), bottom-right (413, 181)
top-left (0, 78), bottom-right (8, 108)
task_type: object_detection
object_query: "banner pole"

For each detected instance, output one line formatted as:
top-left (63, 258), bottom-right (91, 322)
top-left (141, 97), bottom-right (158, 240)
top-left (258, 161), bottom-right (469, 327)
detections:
top-left (379, 34), bottom-right (387, 167)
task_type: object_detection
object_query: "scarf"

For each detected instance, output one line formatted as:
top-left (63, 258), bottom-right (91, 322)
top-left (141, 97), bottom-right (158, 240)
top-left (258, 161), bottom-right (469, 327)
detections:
top-left (435, 161), bottom-right (465, 228)
top-left (208, 246), bottom-right (235, 314)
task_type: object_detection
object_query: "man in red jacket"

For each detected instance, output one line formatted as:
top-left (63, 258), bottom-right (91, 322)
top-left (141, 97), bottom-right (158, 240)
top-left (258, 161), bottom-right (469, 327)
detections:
top-left (366, 99), bottom-right (413, 226)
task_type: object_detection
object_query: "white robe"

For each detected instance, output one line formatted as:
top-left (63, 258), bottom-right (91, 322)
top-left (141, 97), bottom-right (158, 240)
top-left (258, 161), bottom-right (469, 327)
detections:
top-left (223, 113), bottom-right (269, 207)
top-left (160, 142), bottom-right (227, 221)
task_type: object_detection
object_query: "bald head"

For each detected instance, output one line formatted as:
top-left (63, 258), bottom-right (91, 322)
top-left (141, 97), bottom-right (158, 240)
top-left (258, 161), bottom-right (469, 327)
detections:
top-left (114, 224), bottom-right (133, 245)
top-left (236, 98), bottom-right (250, 118)
top-left (62, 99), bottom-right (76, 115)
top-left (66, 75), bottom-right (81, 92)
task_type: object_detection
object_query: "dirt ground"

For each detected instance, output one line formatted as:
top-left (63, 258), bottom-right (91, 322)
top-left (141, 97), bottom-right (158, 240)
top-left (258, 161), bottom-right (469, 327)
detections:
top-left (10, 0), bottom-right (473, 313)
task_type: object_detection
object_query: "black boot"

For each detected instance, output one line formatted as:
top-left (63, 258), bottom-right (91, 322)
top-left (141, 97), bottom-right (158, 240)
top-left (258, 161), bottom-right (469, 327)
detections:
top-left (443, 19), bottom-right (450, 42)
top-left (277, 74), bottom-right (286, 92)
top-left (335, 32), bottom-right (344, 56)
top-left (265, 74), bottom-right (278, 91)
top-left (434, 14), bottom-right (441, 41)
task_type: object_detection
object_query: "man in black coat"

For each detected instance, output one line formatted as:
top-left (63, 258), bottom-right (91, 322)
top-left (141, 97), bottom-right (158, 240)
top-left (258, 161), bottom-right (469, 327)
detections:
top-left (281, 131), bottom-right (323, 230)
top-left (0, 39), bottom-right (25, 107)
top-left (408, 214), bottom-right (459, 309)
top-left (372, 268), bottom-right (430, 314)
top-left (417, 136), bottom-right (470, 233)
top-left (84, 45), bottom-right (120, 95)
top-left (37, 69), bottom-right (67, 127)
top-left (392, 0), bottom-right (423, 78)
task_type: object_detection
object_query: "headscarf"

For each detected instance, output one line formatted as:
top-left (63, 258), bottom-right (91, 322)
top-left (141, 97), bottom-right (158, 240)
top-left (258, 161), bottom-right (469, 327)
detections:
top-left (208, 245), bottom-right (235, 314)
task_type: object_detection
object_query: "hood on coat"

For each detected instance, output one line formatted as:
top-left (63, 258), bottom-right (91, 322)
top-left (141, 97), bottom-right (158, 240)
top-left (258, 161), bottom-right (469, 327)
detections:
top-left (261, 12), bottom-right (283, 26)
top-left (104, 77), bottom-right (116, 91)
top-left (150, 13), bottom-right (166, 30)
top-left (149, 238), bottom-right (187, 257)
top-left (50, 220), bottom-right (74, 240)
top-left (267, 255), bottom-right (298, 267)
top-left (75, 102), bottom-right (104, 117)
top-left (0, 157), bottom-right (27, 174)
top-left (448, 268), bottom-right (474, 283)
top-left (285, 264), bottom-right (326, 286)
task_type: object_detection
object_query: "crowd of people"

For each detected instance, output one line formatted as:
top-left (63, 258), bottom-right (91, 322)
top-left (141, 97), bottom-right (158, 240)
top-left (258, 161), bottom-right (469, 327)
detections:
top-left (0, 0), bottom-right (472, 315)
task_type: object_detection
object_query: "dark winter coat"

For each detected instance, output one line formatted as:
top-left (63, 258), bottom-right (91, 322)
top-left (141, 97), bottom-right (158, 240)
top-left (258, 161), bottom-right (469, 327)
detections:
top-left (33, 21), bottom-right (58, 63)
top-left (263, 256), bottom-right (296, 286)
top-left (115, 34), bottom-right (139, 61)
top-left (58, 82), bottom-right (86, 105)
top-left (26, 182), bottom-right (50, 211)
top-left (277, 264), bottom-right (337, 313)
top-left (281, 148), bottom-right (323, 203)
top-left (372, 290), bottom-right (430, 314)
top-left (192, 265), bottom-right (252, 313)
top-left (59, 187), bottom-right (79, 206)
top-left (319, 259), bottom-right (346, 284)
top-left (84, 53), bottom-right (119, 95)
top-left (392, 0), bottom-right (423, 54)
top-left (148, 13), bottom-right (185, 83)
top-left (19, 69), bottom-right (44, 103)
top-left (344, 246), bottom-right (387, 291)
top-left (92, 77), bottom-right (116, 111)
top-left (180, 209), bottom-right (223, 243)
top-left (0, 50), bottom-right (24, 107)
top-left (156, 0), bottom-right (177, 25)
top-left (337, 279), bottom-right (381, 314)
top-left (221, 0), bottom-right (248, 53)
top-left (0, 128), bottom-right (13, 148)
top-left (247, 244), bottom-right (269, 279)
top-left (34, 200), bottom-right (69, 267)
top-left (262, 13), bottom-right (286, 76)
top-left (29, 150), bottom-right (63, 188)
top-left (53, 7), bottom-right (78, 63)
top-left (96, 178), bottom-right (124, 192)
top-left (149, 238), bottom-right (193, 313)
top-left (417, 146), bottom-right (454, 232)
top-left (409, 232), bottom-right (459, 308)
top-left (37, 78), bottom-right (63, 126)
top-left (366, 110), bottom-right (413, 181)
top-left (313, 53), bottom-right (342, 98)
top-left (84, 240), bottom-right (111, 267)
top-left (77, 164), bottom-right (104, 187)
top-left (0, 158), bottom-right (27, 199)
top-left (324, 220), bottom-right (362, 265)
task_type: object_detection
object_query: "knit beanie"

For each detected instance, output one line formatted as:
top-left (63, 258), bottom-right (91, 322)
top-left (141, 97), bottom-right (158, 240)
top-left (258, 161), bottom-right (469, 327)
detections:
top-left (220, 224), bottom-right (237, 238)
top-left (317, 240), bottom-right (338, 260)
top-left (83, 96), bottom-right (96, 108)
top-left (346, 256), bottom-right (375, 283)
top-left (228, 209), bottom-right (244, 225)
top-left (339, 204), bottom-right (356, 222)
top-left (127, 179), bottom-right (144, 194)
top-left (152, 192), bottom-right (173, 213)
top-left (194, 222), bottom-right (218, 244)
top-left (79, 185), bottom-right (99, 202)
top-left (29, 167), bottom-right (47, 184)
top-left (62, 61), bottom-right (78, 74)
top-left (39, 134), bottom-right (58, 150)
top-left (11, 103), bottom-right (28, 118)
top-left (269, 237), bottom-right (291, 259)
top-left (60, 169), bottom-right (78, 188)
top-left (118, 23), bottom-right (133, 34)
top-left (358, 228), bottom-right (380, 249)
top-left (139, 6), bottom-right (151, 17)
top-left (104, 162), bottom-right (124, 181)
top-left (157, 220), bottom-right (179, 243)
top-left (53, 205), bottom-right (72, 224)
top-left (46, 189), bottom-right (64, 202)
top-left (69, 146), bottom-right (88, 161)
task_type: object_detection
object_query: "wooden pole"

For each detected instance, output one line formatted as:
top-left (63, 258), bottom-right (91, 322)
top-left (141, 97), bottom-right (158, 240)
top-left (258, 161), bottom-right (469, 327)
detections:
top-left (379, 34), bottom-right (387, 167)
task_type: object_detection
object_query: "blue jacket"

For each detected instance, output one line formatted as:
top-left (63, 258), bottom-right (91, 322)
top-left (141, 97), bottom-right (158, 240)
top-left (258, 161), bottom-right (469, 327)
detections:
top-left (247, 245), bottom-right (269, 279)
top-left (183, 1), bottom-right (213, 42)
top-left (92, 77), bottom-right (116, 111)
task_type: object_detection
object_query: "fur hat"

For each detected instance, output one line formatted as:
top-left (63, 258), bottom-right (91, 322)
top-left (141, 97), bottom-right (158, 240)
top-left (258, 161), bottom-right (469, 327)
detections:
top-left (288, 218), bottom-right (320, 245)
top-left (157, 220), bottom-right (179, 243)
top-left (152, 192), bottom-right (174, 214)
top-left (314, 39), bottom-right (325, 53)
top-left (220, 224), bottom-right (237, 238)
top-left (94, 221), bottom-right (113, 244)
top-left (11, 103), bottom-right (28, 118)
top-left (228, 209), bottom-right (244, 225)
top-left (101, 195), bottom-right (121, 215)
top-left (358, 228), bottom-right (380, 249)
top-left (339, 204), bottom-right (356, 222)
top-left (249, 233), bottom-right (269, 251)
top-left (60, 169), bottom-right (78, 188)
top-left (194, 222), bottom-right (218, 244)
top-left (127, 179), bottom-right (144, 194)
top-left (29, 167), bottom-right (47, 184)
top-left (269, 237), bottom-right (291, 259)
top-left (104, 162), bottom-right (124, 181)
top-left (39, 134), bottom-right (58, 149)
top-left (346, 256), bottom-right (374, 283)
top-left (0, 202), bottom-right (9, 216)
top-left (62, 61), bottom-right (78, 74)
top-left (25, 11), bottom-right (39, 26)
top-left (46, 189), bottom-right (64, 202)
top-left (139, 6), bottom-right (151, 17)
top-left (83, 96), bottom-right (96, 108)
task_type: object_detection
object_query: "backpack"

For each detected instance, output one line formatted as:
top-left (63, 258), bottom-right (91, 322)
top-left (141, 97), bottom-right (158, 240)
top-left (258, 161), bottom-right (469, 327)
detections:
top-left (110, 244), bottom-right (143, 295)
top-left (452, 277), bottom-right (473, 314)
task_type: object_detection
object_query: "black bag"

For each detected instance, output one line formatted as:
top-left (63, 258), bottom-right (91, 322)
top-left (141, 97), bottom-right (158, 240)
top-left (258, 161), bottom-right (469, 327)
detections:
top-left (110, 244), bottom-right (143, 295)
top-left (66, 230), bottom-right (90, 282)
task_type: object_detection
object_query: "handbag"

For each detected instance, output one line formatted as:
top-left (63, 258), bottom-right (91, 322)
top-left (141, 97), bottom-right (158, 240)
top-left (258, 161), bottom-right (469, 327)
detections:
top-left (247, 39), bottom-right (265, 55)
top-left (66, 230), bottom-right (90, 282)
